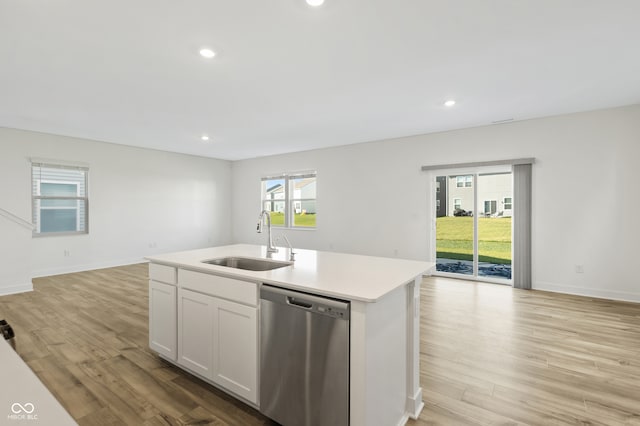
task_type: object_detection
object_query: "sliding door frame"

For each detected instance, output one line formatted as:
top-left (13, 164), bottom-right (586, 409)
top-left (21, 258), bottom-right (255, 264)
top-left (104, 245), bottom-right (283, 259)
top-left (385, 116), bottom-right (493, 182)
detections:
top-left (429, 166), bottom-right (513, 286)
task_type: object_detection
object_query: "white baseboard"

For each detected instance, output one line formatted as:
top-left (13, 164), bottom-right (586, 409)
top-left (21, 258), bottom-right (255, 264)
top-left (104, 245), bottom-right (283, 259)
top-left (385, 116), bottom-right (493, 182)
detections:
top-left (31, 257), bottom-right (147, 279)
top-left (406, 387), bottom-right (424, 420)
top-left (534, 281), bottom-right (640, 303)
top-left (397, 414), bottom-right (409, 426)
top-left (0, 282), bottom-right (34, 296)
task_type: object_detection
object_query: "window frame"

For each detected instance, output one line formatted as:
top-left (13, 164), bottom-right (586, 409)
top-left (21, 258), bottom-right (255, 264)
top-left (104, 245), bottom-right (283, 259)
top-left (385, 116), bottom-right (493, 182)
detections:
top-left (32, 162), bottom-right (89, 237)
top-left (261, 172), bottom-right (316, 229)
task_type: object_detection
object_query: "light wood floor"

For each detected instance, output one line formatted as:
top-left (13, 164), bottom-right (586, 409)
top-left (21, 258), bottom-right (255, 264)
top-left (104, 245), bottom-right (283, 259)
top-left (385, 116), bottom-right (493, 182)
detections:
top-left (0, 264), bottom-right (274, 425)
top-left (408, 277), bottom-right (640, 426)
top-left (1, 265), bottom-right (639, 425)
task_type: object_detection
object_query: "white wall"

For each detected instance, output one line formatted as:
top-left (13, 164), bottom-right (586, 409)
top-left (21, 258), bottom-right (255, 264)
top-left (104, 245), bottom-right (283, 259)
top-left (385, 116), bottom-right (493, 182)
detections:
top-left (0, 216), bottom-right (32, 295)
top-left (0, 128), bottom-right (232, 286)
top-left (231, 105), bottom-right (640, 302)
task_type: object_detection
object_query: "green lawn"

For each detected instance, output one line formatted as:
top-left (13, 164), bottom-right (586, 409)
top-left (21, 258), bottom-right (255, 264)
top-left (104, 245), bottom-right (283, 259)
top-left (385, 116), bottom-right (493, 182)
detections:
top-left (268, 212), bottom-right (316, 227)
top-left (436, 216), bottom-right (512, 264)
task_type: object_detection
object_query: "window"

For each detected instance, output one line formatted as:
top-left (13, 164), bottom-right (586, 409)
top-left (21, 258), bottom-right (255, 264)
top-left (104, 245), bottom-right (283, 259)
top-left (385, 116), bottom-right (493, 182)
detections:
top-left (32, 162), bottom-right (88, 235)
top-left (436, 199), bottom-right (441, 211)
top-left (456, 175), bottom-right (472, 188)
top-left (456, 175), bottom-right (472, 187)
top-left (454, 198), bottom-right (462, 210)
top-left (261, 172), bottom-right (316, 228)
top-left (436, 181), bottom-right (440, 193)
top-left (503, 197), bottom-right (512, 210)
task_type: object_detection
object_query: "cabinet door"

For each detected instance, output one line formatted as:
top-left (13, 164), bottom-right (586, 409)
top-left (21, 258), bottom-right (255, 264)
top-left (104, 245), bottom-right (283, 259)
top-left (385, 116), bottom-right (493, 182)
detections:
top-left (177, 288), bottom-right (214, 379)
top-left (149, 280), bottom-right (177, 360)
top-left (212, 298), bottom-right (258, 404)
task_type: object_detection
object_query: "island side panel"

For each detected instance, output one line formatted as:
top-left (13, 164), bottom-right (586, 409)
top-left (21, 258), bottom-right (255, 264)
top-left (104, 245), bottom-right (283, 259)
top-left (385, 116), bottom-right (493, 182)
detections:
top-left (350, 283), bottom-right (410, 426)
top-left (406, 276), bottom-right (424, 418)
top-left (349, 301), bottom-right (367, 426)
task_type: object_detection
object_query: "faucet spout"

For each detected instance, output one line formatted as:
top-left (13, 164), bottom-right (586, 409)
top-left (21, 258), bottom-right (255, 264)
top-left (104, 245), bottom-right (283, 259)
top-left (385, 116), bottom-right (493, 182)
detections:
top-left (257, 210), bottom-right (278, 254)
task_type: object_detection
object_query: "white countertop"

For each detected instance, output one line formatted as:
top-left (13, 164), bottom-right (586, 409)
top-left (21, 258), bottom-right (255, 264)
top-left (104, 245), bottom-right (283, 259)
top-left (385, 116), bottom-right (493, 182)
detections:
top-left (145, 244), bottom-right (434, 302)
top-left (0, 339), bottom-right (77, 425)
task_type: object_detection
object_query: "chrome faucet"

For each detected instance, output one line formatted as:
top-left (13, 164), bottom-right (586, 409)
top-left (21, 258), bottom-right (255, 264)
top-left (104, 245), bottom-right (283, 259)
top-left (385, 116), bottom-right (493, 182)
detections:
top-left (276, 234), bottom-right (296, 261)
top-left (257, 210), bottom-right (278, 253)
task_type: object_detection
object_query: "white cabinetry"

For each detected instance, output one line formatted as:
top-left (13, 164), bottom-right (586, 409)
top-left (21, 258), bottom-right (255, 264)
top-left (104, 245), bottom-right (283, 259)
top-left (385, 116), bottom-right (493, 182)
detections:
top-left (148, 264), bottom-right (177, 361)
top-left (212, 297), bottom-right (257, 402)
top-left (177, 288), bottom-right (214, 378)
top-left (162, 269), bottom-right (259, 405)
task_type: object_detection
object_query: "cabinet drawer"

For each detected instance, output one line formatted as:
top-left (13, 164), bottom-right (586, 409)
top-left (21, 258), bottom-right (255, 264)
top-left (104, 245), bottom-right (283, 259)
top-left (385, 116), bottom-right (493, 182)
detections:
top-left (178, 269), bottom-right (258, 306)
top-left (149, 263), bottom-right (177, 285)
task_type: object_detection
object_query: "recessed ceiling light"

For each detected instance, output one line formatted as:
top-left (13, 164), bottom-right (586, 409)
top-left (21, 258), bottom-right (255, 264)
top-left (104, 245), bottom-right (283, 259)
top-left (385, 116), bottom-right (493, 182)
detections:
top-left (201, 135), bottom-right (210, 141)
top-left (199, 48), bottom-right (216, 59)
top-left (306, 0), bottom-right (325, 6)
top-left (444, 100), bottom-right (456, 107)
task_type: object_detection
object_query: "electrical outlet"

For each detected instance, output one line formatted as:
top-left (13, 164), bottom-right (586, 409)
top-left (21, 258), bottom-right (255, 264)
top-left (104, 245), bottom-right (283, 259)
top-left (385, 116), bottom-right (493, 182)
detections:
top-left (575, 264), bottom-right (584, 273)
top-left (63, 249), bottom-right (70, 257)
top-left (393, 248), bottom-right (399, 257)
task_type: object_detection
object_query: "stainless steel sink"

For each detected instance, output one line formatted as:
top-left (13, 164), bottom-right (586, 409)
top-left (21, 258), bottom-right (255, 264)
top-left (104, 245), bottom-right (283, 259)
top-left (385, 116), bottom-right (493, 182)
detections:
top-left (202, 256), bottom-right (292, 271)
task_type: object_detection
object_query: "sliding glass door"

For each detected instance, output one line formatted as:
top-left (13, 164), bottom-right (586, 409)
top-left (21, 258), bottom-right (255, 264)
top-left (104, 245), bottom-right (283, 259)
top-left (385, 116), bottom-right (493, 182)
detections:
top-left (434, 170), bottom-right (513, 284)
top-left (435, 174), bottom-right (475, 276)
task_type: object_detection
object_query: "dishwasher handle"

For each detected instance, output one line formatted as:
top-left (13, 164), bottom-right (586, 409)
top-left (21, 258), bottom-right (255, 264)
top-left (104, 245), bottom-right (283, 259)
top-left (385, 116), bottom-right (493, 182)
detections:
top-left (261, 284), bottom-right (350, 320)
top-left (286, 297), bottom-right (312, 309)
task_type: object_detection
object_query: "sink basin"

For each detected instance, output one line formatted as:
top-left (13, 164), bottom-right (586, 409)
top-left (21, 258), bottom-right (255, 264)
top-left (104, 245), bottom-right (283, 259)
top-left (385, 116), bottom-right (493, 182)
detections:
top-left (202, 256), bottom-right (292, 271)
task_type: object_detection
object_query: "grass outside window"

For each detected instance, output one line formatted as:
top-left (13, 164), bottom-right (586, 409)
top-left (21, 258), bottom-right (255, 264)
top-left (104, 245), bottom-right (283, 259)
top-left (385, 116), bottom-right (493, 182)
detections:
top-left (436, 216), bottom-right (511, 264)
top-left (269, 211), bottom-right (316, 228)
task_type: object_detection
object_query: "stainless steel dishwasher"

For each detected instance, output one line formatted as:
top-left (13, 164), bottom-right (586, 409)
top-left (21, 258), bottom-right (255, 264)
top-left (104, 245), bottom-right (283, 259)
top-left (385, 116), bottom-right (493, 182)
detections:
top-left (260, 284), bottom-right (350, 426)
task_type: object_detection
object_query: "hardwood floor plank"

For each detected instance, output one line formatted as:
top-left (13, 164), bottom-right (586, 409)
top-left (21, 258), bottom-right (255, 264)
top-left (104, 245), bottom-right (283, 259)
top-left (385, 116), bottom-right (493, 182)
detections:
top-left (178, 406), bottom-right (225, 425)
top-left (413, 403), bottom-right (483, 426)
top-left (97, 354), bottom-right (200, 420)
top-left (167, 374), bottom-right (273, 425)
top-left (2, 264), bottom-right (640, 425)
top-left (65, 361), bottom-right (157, 425)
top-left (76, 406), bottom-right (128, 426)
top-left (408, 276), bottom-right (640, 426)
top-left (27, 355), bottom-right (104, 419)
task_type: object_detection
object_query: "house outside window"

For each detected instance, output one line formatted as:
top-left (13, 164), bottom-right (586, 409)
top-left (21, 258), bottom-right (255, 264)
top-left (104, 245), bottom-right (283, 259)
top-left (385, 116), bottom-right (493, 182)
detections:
top-left (454, 198), bottom-right (462, 210)
top-left (261, 172), bottom-right (316, 228)
top-left (436, 199), bottom-right (441, 212)
top-left (32, 161), bottom-right (88, 236)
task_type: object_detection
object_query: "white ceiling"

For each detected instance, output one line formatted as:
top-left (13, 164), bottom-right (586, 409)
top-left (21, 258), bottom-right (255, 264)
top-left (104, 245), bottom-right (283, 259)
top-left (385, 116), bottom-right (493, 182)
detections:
top-left (1, 1), bottom-right (639, 161)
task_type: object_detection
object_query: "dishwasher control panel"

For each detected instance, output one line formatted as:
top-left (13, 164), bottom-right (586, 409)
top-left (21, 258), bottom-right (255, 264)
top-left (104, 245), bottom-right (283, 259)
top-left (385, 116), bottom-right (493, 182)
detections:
top-left (316, 305), bottom-right (347, 318)
top-left (262, 284), bottom-right (350, 321)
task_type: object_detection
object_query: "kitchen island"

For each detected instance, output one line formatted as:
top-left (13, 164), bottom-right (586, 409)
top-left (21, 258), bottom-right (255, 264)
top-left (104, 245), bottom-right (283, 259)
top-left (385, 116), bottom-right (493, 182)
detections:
top-left (146, 244), bottom-right (434, 426)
